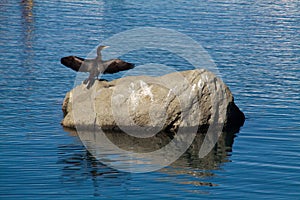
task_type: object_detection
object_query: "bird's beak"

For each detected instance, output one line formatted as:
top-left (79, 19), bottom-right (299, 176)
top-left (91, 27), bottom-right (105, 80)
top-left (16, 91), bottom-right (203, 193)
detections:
top-left (103, 46), bottom-right (110, 49)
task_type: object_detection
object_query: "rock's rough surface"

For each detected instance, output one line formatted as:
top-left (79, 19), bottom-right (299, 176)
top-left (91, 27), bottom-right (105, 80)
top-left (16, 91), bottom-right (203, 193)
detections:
top-left (62, 69), bottom-right (245, 132)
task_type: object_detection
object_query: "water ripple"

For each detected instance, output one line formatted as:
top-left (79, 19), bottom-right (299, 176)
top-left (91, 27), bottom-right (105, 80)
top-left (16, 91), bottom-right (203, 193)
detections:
top-left (0, 0), bottom-right (299, 199)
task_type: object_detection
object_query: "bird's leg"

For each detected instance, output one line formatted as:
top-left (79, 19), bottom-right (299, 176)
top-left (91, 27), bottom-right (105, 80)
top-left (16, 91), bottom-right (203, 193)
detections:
top-left (85, 71), bottom-right (99, 89)
top-left (83, 73), bottom-right (94, 85)
top-left (86, 78), bottom-right (95, 89)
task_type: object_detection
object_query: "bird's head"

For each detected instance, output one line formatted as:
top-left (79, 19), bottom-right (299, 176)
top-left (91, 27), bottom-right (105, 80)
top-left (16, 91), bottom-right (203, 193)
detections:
top-left (97, 45), bottom-right (110, 56)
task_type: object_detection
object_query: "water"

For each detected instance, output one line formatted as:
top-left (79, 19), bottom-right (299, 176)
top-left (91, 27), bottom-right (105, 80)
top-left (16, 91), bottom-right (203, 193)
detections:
top-left (0, 0), bottom-right (299, 199)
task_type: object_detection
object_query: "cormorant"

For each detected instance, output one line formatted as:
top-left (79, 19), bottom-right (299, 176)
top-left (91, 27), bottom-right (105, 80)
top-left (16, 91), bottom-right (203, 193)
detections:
top-left (61, 45), bottom-right (134, 88)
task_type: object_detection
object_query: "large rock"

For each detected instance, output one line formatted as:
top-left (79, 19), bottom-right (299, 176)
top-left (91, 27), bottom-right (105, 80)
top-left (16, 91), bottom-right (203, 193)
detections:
top-left (61, 69), bottom-right (244, 132)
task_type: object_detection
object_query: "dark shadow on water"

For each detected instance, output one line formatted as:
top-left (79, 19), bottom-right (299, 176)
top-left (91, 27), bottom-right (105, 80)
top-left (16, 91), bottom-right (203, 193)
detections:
top-left (58, 127), bottom-right (240, 195)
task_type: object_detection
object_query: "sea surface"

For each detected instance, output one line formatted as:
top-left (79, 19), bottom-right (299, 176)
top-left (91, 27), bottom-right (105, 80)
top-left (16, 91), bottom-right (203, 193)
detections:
top-left (0, 0), bottom-right (299, 199)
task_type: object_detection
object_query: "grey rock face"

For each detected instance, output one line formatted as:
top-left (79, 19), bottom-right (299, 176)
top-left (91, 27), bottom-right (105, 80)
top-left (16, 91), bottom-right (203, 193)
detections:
top-left (62, 69), bottom-right (244, 132)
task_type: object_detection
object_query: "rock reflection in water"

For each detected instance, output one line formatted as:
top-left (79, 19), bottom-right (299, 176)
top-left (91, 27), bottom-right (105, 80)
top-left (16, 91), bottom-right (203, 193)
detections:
top-left (77, 128), bottom-right (235, 170)
top-left (57, 140), bottom-right (128, 197)
top-left (59, 128), bottom-right (237, 190)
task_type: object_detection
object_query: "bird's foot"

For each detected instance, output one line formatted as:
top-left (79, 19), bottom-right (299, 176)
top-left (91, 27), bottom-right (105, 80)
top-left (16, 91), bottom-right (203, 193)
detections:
top-left (86, 78), bottom-right (96, 89)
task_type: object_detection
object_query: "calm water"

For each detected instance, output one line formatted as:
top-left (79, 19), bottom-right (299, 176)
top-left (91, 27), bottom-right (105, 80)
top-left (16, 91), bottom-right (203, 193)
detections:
top-left (1, 0), bottom-right (299, 199)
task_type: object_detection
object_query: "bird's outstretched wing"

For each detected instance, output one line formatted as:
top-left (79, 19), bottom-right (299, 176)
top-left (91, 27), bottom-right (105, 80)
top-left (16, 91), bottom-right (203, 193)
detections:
top-left (103, 59), bottom-right (135, 74)
top-left (60, 56), bottom-right (92, 72)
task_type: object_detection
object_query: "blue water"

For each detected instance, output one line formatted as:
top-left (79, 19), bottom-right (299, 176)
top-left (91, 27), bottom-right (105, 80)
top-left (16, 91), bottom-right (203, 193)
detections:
top-left (1, 0), bottom-right (299, 199)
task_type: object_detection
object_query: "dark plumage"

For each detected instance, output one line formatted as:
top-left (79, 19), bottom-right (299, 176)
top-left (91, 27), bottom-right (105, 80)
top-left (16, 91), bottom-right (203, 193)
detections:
top-left (61, 45), bottom-right (134, 88)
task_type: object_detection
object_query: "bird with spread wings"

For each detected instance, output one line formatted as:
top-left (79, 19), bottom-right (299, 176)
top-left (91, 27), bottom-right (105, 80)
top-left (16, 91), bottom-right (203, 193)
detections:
top-left (61, 45), bottom-right (134, 88)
